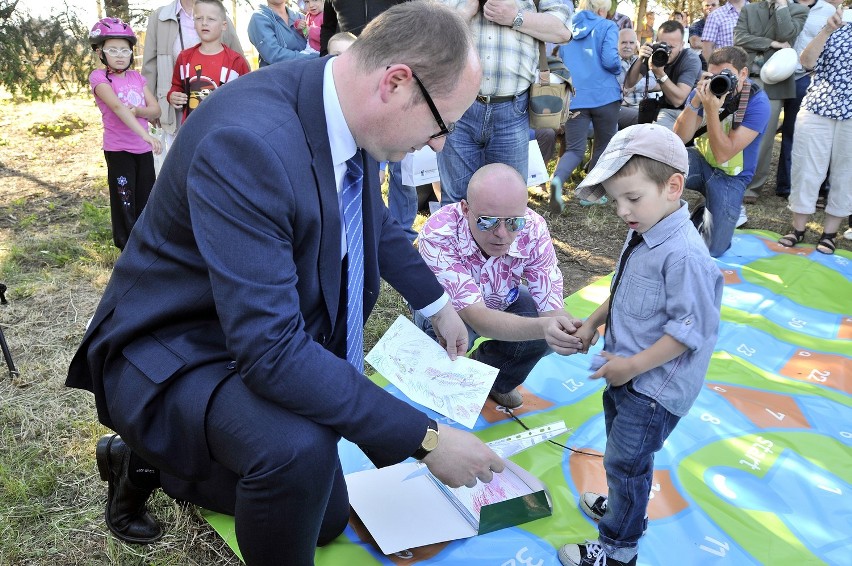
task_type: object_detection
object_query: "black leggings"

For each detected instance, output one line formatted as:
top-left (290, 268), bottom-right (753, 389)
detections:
top-left (103, 150), bottom-right (155, 250)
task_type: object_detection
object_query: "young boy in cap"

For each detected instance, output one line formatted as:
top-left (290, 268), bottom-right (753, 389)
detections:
top-left (557, 124), bottom-right (723, 566)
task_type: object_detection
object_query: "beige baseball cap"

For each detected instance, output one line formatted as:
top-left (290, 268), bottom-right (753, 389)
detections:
top-left (575, 124), bottom-right (689, 203)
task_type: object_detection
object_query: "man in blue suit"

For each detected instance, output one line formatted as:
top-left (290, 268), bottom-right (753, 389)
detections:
top-left (66, 4), bottom-right (504, 564)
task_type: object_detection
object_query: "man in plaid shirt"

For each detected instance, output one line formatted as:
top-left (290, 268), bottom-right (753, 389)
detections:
top-left (701, 0), bottom-right (748, 61)
top-left (437, 0), bottom-right (572, 205)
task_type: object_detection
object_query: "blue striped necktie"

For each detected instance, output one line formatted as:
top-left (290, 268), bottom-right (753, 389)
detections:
top-left (342, 151), bottom-right (364, 372)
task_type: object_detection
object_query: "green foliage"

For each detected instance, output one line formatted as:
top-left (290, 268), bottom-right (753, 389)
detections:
top-left (0, 0), bottom-right (94, 100)
top-left (28, 113), bottom-right (87, 138)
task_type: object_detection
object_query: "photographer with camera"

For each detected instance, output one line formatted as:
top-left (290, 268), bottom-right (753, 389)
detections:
top-left (623, 20), bottom-right (702, 130)
top-left (673, 46), bottom-right (770, 258)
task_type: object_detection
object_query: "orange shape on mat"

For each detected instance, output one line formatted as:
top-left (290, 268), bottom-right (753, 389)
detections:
top-left (777, 349), bottom-right (851, 395)
top-left (569, 450), bottom-right (687, 520)
top-left (761, 238), bottom-right (814, 256)
top-left (720, 268), bottom-right (742, 285)
top-left (480, 386), bottom-right (555, 423)
top-left (838, 317), bottom-right (852, 341)
top-left (706, 382), bottom-right (810, 428)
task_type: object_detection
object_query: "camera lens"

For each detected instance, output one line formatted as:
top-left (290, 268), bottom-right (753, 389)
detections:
top-left (708, 75), bottom-right (731, 97)
top-left (651, 49), bottom-right (669, 67)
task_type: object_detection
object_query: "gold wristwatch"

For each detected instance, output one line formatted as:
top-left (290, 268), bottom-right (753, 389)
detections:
top-left (412, 418), bottom-right (439, 460)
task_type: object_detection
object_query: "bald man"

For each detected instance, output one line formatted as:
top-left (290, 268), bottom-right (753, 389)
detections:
top-left (415, 164), bottom-right (585, 409)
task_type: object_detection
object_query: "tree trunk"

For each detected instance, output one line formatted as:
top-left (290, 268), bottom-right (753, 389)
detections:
top-left (103, 0), bottom-right (130, 22)
top-left (636, 0), bottom-right (648, 29)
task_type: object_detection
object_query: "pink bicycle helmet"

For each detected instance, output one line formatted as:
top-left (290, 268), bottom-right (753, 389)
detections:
top-left (89, 17), bottom-right (137, 50)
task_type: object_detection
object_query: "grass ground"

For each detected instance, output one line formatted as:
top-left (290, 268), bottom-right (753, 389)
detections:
top-left (0, 94), bottom-right (848, 564)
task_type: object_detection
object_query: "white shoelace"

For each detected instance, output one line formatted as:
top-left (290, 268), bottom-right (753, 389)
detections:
top-left (583, 542), bottom-right (608, 566)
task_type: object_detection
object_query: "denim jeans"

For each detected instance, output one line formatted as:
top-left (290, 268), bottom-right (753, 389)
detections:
top-left (598, 381), bottom-right (680, 563)
top-left (553, 101), bottom-right (621, 182)
top-left (776, 75), bottom-right (811, 195)
top-left (387, 161), bottom-right (418, 243)
top-left (413, 287), bottom-right (548, 393)
top-left (437, 91), bottom-right (530, 205)
top-left (685, 147), bottom-right (747, 258)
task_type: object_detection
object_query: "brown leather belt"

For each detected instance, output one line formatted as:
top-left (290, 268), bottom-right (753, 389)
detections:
top-left (476, 94), bottom-right (516, 104)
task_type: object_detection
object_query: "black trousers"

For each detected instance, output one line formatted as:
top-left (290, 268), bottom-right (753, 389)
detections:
top-left (103, 150), bottom-right (155, 250)
top-left (158, 373), bottom-right (350, 565)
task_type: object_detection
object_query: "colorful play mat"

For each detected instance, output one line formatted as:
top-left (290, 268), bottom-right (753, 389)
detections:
top-left (204, 230), bottom-right (851, 564)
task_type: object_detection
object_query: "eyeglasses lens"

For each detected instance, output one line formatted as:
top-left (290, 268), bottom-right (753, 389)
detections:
top-left (476, 216), bottom-right (526, 232)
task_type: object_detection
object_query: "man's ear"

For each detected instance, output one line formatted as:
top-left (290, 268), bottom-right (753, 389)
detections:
top-left (666, 172), bottom-right (685, 201)
top-left (738, 66), bottom-right (749, 86)
top-left (379, 64), bottom-right (413, 103)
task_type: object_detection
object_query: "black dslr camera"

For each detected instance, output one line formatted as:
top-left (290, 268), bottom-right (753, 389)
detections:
top-left (708, 69), bottom-right (739, 98)
top-left (648, 42), bottom-right (672, 67)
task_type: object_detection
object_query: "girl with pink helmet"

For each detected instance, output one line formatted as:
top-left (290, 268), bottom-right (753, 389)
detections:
top-left (89, 17), bottom-right (162, 250)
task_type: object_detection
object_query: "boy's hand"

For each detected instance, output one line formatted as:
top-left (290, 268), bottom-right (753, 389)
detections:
top-left (589, 351), bottom-right (638, 386)
top-left (543, 316), bottom-right (584, 355)
top-left (169, 92), bottom-right (188, 109)
top-left (574, 323), bottom-right (599, 353)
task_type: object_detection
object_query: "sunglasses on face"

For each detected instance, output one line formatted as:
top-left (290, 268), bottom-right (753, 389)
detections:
top-left (102, 47), bottom-right (133, 57)
top-left (476, 215), bottom-right (527, 232)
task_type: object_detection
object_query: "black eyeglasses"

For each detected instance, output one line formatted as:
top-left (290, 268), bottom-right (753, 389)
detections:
top-left (410, 70), bottom-right (455, 139)
top-left (476, 215), bottom-right (527, 232)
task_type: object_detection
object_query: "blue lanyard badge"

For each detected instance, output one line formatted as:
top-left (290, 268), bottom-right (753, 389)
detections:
top-left (500, 287), bottom-right (520, 311)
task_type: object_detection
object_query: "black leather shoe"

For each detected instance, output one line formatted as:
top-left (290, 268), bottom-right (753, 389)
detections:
top-left (96, 434), bottom-right (163, 544)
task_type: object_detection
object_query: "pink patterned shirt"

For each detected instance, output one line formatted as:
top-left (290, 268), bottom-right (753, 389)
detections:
top-left (418, 203), bottom-right (564, 314)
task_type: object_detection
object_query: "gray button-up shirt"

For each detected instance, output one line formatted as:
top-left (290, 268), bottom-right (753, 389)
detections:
top-left (606, 201), bottom-right (723, 416)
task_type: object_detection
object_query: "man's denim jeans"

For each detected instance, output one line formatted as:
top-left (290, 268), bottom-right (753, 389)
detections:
top-left (413, 287), bottom-right (548, 393)
top-left (437, 91), bottom-right (530, 205)
top-left (598, 381), bottom-right (680, 562)
top-left (388, 161), bottom-right (417, 243)
top-left (685, 147), bottom-right (747, 258)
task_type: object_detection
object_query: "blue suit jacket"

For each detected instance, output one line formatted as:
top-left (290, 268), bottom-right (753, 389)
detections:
top-left (67, 57), bottom-right (442, 478)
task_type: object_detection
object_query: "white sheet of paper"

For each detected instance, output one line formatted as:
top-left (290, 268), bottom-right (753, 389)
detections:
top-left (526, 139), bottom-right (548, 187)
top-left (365, 316), bottom-right (498, 428)
top-left (401, 146), bottom-right (441, 186)
top-left (345, 462), bottom-right (477, 555)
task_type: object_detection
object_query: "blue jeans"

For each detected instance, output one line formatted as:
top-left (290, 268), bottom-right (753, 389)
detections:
top-left (598, 381), bottom-right (680, 562)
top-left (776, 75), bottom-right (811, 195)
top-left (413, 287), bottom-right (548, 393)
top-left (553, 101), bottom-right (621, 182)
top-left (685, 147), bottom-right (747, 258)
top-left (387, 161), bottom-right (418, 243)
top-left (437, 91), bottom-right (530, 205)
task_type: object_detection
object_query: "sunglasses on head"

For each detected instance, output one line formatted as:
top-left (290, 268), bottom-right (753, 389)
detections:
top-left (476, 215), bottom-right (527, 232)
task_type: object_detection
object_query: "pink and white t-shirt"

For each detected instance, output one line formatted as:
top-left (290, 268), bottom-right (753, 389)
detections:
top-left (418, 203), bottom-right (564, 313)
top-left (90, 69), bottom-right (152, 154)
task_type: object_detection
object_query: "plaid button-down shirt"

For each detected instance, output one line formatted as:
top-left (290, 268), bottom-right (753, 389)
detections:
top-left (443, 0), bottom-right (572, 96)
top-left (701, 2), bottom-right (746, 47)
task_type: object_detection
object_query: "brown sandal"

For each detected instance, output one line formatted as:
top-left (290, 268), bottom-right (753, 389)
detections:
top-left (816, 232), bottom-right (836, 255)
top-left (778, 229), bottom-right (805, 248)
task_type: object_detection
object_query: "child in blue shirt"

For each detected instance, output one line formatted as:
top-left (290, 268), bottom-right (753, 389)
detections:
top-left (558, 124), bottom-right (723, 566)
